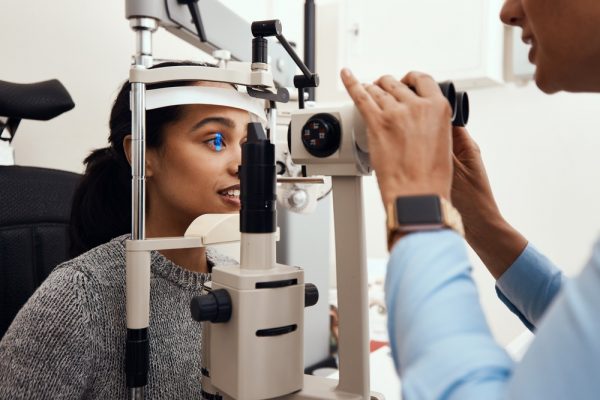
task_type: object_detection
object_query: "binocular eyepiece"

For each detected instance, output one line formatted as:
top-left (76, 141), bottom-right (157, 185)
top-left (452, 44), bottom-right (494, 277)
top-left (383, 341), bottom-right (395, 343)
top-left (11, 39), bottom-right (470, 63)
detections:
top-left (294, 80), bottom-right (470, 163)
top-left (436, 81), bottom-right (469, 127)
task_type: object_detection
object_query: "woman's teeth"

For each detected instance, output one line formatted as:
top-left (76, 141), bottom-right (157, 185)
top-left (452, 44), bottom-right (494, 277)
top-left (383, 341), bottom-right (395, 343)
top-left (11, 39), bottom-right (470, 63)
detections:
top-left (223, 189), bottom-right (240, 198)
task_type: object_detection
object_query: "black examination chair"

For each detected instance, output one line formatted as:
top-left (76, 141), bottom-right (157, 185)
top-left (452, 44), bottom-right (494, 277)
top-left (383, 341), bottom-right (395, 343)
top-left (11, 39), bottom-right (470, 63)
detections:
top-left (0, 79), bottom-right (78, 339)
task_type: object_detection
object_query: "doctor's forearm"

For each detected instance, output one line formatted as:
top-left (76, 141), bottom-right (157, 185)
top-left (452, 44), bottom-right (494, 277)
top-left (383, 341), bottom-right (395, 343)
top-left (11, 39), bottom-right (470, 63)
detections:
top-left (464, 215), bottom-right (528, 280)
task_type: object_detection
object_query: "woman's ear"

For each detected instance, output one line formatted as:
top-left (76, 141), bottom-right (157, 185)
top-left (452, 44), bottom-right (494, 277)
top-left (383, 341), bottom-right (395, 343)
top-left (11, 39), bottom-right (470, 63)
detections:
top-left (123, 135), bottom-right (155, 177)
top-left (123, 135), bottom-right (132, 165)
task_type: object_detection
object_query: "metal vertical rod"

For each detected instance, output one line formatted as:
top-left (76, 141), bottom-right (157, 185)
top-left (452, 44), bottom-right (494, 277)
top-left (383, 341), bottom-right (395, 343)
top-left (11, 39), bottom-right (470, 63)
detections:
top-left (127, 17), bottom-right (156, 400)
top-left (131, 82), bottom-right (146, 240)
top-left (304, 0), bottom-right (316, 101)
top-left (130, 18), bottom-right (155, 239)
top-left (331, 176), bottom-right (370, 399)
top-left (132, 17), bottom-right (154, 68)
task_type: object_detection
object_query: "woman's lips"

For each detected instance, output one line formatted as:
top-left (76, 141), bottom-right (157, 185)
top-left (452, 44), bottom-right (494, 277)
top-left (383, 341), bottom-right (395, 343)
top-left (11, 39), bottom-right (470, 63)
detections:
top-left (219, 192), bottom-right (241, 208)
top-left (217, 184), bottom-right (241, 208)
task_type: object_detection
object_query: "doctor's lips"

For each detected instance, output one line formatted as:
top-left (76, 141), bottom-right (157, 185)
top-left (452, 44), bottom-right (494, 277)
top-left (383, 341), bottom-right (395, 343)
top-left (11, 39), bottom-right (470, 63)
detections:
top-left (522, 35), bottom-right (536, 63)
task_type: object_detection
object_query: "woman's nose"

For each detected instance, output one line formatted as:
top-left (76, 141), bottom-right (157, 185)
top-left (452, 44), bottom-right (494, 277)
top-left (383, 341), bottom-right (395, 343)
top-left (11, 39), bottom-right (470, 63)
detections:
top-left (500, 0), bottom-right (524, 27)
top-left (228, 147), bottom-right (242, 177)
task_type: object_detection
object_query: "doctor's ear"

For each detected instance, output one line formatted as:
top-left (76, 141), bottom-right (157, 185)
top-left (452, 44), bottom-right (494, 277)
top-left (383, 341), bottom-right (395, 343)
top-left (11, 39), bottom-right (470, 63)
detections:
top-left (122, 135), bottom-right (156, 178)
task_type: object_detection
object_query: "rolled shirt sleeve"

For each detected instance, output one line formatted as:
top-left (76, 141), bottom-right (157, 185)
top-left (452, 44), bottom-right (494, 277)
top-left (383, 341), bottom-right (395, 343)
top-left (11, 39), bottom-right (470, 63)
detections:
top-left (495, 244), bottom-right (563, 331)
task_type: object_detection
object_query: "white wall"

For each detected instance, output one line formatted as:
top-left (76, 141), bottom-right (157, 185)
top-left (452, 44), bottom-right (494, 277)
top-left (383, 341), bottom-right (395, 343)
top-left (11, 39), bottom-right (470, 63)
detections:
top-left (4, 0), bottom-right (600, 347)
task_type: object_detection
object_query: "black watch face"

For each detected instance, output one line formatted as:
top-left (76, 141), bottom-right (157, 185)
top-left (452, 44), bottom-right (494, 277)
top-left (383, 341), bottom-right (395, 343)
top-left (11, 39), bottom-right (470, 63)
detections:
top-left (395, 195), bottom-right (443, 224)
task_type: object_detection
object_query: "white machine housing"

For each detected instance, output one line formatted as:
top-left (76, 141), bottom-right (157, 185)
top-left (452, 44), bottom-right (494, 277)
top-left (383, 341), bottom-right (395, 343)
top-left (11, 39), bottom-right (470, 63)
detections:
top-left (209, 261), bottom-right (305, 399)
top-left (290, 103), bottom-right (370, 176)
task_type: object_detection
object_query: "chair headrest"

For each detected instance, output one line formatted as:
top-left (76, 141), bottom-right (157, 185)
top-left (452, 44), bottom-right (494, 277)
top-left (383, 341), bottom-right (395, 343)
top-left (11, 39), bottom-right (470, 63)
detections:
top-left (0, 79), bottom-right (75, 121)
top-left (0, 166), bottom-right (80, 225)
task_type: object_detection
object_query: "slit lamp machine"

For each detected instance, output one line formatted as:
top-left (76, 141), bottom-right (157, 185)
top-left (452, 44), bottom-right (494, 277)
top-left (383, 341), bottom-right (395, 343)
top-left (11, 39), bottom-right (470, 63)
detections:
top-left (123, 1), bottom-right (469, 399)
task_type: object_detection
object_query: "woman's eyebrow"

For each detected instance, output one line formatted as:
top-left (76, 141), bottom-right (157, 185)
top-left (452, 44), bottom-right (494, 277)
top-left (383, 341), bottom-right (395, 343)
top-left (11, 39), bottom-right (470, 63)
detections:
top-left (189, 117), bottom-right (236, 133)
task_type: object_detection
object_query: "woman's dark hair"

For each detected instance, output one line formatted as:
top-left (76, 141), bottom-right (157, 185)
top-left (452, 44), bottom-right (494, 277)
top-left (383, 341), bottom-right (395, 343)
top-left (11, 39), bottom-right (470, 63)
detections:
top-left (69, 61), bottom-right (215, 257)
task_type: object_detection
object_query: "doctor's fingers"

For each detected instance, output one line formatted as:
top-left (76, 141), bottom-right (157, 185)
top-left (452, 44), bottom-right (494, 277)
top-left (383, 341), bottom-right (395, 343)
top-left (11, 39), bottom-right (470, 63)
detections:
top-left (375, 75), bottom-right (416, 103)
top-left (340, 68), bottom-right (381, 126)
top-left (401, 71), bottom-right (442, 99)
top-left (364, 84), bottom-right (398, 111)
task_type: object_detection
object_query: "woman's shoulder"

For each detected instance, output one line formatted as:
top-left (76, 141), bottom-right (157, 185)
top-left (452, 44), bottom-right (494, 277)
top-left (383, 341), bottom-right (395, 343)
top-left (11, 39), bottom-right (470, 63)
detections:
top-left (52, 235), bottom-right (128, 286)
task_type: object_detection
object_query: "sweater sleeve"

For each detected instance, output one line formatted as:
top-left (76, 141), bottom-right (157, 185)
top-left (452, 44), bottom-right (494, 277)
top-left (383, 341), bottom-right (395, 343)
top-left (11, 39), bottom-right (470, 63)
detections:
top-left (0, 266), bottom-right (98, 399)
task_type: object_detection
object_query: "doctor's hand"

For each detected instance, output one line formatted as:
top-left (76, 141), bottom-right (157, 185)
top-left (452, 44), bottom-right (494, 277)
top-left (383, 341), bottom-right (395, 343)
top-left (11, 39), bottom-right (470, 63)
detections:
top-left (451, 126), bottom-right (528, 279)
top-left (451, 126), bottom-right (502, 226)
top-left (340, 69), bottom-right (453, 206)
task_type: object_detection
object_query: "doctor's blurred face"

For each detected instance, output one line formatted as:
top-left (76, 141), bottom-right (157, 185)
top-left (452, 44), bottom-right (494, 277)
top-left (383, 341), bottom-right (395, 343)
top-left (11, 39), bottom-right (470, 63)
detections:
top-left (500, 0), bottom-right (600, 93)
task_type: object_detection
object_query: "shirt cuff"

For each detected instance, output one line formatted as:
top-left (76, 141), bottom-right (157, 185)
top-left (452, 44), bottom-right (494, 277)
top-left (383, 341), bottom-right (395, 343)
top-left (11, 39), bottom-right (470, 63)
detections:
top-left (495, 243), bottom-right (563, 330)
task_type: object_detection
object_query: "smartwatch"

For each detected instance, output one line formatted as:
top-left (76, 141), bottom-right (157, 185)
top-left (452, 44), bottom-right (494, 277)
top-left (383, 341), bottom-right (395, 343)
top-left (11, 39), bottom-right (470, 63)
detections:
top-left (386, 195), bottom-right (464, 249)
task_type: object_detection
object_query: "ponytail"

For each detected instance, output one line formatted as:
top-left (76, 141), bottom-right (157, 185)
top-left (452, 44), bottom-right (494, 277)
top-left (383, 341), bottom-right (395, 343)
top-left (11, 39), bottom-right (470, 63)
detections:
top-left (69, 147), bottom-right (131, 257)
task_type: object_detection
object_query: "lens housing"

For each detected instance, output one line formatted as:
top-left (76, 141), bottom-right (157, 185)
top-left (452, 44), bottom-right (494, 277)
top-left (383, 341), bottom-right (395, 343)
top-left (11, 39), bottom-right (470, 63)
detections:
top-left (452, 91), bottom-right (469, 127)
top-left (301, 113), bottom-right (341, 158)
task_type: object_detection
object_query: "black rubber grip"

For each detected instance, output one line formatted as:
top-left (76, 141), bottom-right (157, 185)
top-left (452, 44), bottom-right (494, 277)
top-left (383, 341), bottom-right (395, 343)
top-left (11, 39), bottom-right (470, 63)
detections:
top-left (126, 328), bottom-right (149, 388)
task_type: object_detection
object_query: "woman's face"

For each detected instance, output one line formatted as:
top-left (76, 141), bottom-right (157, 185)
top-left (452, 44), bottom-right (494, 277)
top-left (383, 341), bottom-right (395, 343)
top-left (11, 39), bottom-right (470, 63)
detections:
top-left (146, 83), bottom-right (251, 229)
top-left (500, 0), bottom-right (600, 93)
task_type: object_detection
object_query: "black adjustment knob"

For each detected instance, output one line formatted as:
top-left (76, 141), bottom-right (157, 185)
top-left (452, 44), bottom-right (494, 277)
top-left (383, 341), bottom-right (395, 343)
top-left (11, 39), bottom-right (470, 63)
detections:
top-left (304, 283), bottom-right (319, 308)
top-left (251, 20), bottom-right (282, 37)
top-left (293, 74), bottom-right (320, 89)
top-left (190, 289), bottom-right (232, 323)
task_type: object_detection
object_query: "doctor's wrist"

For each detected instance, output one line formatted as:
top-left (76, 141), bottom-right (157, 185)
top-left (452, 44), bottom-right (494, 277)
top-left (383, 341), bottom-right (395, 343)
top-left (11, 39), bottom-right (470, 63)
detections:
top-left (464, 215), bottom-right (528, 279)
top-left (379, 181), bottom-right (452, 208)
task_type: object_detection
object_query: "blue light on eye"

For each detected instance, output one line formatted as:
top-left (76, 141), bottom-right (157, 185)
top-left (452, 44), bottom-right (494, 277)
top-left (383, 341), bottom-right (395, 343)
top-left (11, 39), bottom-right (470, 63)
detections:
top-left (214, 132), bottom-right (223, 152)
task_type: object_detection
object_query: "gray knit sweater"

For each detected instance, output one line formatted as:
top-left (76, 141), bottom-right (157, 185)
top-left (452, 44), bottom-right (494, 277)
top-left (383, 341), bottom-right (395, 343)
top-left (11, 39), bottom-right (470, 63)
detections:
top-left (0, 235), bottom-right (236, 399)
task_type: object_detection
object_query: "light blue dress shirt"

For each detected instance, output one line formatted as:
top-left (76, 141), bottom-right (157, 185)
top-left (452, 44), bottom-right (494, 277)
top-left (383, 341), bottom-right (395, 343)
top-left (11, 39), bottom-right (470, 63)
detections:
top-left (385, 230), bottom-right (600, 399)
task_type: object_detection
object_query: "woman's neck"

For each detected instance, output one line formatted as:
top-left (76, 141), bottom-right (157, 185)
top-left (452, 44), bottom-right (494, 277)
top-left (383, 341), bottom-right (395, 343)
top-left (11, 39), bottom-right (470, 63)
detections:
top-left (145, 213), bottom-right (208, 273)
top-left (158, 247), bottom-right (208, 273)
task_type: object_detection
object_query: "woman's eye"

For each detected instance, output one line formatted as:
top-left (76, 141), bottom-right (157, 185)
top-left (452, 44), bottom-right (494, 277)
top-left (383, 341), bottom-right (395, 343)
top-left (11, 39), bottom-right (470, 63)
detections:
top-left (205, 132), bottom-right (226, 152)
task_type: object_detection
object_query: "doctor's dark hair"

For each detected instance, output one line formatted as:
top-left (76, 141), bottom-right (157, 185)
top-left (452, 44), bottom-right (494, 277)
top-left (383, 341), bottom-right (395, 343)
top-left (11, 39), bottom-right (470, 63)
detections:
top-left (69, 61), bottom-right (216, 257)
